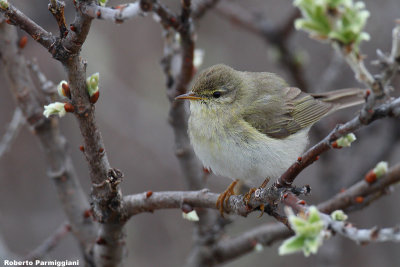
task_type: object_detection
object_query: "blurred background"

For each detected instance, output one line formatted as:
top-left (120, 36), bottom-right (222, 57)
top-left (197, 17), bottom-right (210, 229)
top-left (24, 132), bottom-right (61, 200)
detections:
top-left (0, 0), bottom-right (400, 266)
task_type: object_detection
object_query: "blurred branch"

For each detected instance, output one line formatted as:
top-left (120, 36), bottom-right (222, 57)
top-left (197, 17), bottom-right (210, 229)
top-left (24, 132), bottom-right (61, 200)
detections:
top-left (80, 2), bottom-right (144, 23)
top-left (0, 108), bottom-right (24, 158)
top-left (215, 1), bottom-right (307, 90)
top-left (0, 21), bottom-right (97, 263)
top-left (24, 223), bottom-right (71, 261)
top-left (192, 0), bottom-right (220, 19)
top-left (27, 59), bottom-right (56, 95)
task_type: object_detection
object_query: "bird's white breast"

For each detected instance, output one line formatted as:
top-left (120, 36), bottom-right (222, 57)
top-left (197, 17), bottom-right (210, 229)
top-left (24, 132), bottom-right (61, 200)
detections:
top-left (188, 101), bottom-right (309, 186)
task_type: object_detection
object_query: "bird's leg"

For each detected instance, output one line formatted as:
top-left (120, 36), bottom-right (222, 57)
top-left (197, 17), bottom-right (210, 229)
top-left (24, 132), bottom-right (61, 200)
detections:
top-left (244, 177), bottom-right (270, 217)
top-left (216, 180), bottom-right (239, 217)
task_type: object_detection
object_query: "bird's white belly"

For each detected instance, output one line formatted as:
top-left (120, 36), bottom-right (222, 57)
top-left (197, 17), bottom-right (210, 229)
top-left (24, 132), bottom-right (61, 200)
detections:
top-left (188, 104), bottom-right (309, 186)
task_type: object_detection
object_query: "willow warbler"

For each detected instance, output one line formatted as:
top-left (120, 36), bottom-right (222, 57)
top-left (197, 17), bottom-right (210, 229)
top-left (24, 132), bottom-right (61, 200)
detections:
top-left (176, 64), bottom-right (364, 211)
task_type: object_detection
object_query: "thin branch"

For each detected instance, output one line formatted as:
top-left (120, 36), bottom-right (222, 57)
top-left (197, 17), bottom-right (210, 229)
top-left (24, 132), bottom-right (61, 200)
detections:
top-left (192, 0), bottom-right (220, 20)
top-left (318, 163), bottom-right (400, 213)
top-left (327, 218), bottom-right (400, 244)
top-left (276, 96), bottom-right (400, 188)
top-left (0, 4), bottom-right (55, 50)
top-left (48, 0), bottom-right (68, 38)
top-left (23, 223), bottom-right (71, 261)
top-left (0, 108), bottom-right (24, 158)
top-left (27, 59), bottom-right (56, 95)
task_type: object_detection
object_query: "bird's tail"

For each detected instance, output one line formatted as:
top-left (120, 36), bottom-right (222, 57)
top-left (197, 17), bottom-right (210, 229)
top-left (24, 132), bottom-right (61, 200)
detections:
top-left (311, 88), bottom-right (365, 111)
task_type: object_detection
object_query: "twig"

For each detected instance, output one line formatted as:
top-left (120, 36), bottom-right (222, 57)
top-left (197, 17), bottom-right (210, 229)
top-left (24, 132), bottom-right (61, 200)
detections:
top-left (27, 59), bottom-right (56, 95)
top-left (0, 108), bottom-right (24, 158)
top-left (318, 163), bottom-right (400, 213)
top-left (326, 217), bottom-right (400, 243)
top-left (1, 4), bottom-right (55, 50)
top-left (48, 0), bottom-right (68, 37)
top-left (192, 0), bottom-right (220, 19)
top-left (23, 223), bottom-right (71, 261)
top-left (285, 192), bottom-right (400, 245)
top-left (80, 2), bottom-right (144, 23)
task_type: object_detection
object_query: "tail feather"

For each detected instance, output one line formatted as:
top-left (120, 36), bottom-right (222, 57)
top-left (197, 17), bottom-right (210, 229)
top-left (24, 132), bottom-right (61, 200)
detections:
top-left (311, 88), bottom-right (365, 111)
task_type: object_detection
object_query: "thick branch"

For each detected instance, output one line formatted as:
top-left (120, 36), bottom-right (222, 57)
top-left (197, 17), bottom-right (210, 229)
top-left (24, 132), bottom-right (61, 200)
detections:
top-left (0, 22), bottom-right (96, 261)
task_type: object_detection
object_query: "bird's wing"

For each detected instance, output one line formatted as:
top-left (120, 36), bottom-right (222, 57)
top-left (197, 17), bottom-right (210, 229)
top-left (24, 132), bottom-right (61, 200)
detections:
top-left (243, 87), bottom-right (334, 139)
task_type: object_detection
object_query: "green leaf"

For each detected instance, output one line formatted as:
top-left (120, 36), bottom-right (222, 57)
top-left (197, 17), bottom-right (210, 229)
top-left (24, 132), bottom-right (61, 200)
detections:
top-left (279, 235), bottom-right (306, 255)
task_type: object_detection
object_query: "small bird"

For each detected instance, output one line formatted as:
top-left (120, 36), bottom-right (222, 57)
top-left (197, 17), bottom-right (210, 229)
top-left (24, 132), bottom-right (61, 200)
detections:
top-left (176, 64), bottom-right (364, 214)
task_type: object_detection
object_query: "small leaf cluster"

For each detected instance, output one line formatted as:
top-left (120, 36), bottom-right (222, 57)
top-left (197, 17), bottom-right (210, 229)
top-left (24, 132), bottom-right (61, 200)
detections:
top-left (279, 206), bottom-right (325, 257)
top-left (294, 0), bottom-right (370, 49)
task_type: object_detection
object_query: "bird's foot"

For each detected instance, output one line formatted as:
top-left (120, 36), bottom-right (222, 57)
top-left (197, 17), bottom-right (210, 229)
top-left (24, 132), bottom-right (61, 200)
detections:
top-left (216, 180), bottom-right (238, 217)
top-left (244, 177), bottom-right (270, 217)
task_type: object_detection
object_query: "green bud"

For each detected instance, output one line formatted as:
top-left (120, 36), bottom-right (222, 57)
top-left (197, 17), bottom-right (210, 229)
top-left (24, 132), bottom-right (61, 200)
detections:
top-left (336, 133), bottom-right (356, 147)
top-left (43, 102), bottom-right (67, 118)
top-left (293, 0), bottom-right (370, 49)
top-left (98, 0), bottom-right (107, 7)
top-left (0, 0), bottom-right (9, 9)
top-left (331, 210), bottom-right (348, 221)
top-left (182, 210), bottom-right (199, 221)
top-left (86, 72), bottom-right (99, 97)
top-left (373, 161), bottom-right (388, 178)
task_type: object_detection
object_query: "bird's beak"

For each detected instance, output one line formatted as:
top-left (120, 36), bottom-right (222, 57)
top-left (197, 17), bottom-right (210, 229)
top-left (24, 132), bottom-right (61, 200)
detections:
top-left (175, 92), bottom-right (204, 101)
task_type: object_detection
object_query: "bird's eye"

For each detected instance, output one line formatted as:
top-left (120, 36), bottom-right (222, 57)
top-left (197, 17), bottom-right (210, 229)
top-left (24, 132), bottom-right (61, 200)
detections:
top-left (212, 91), bottom-right (221, 98)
